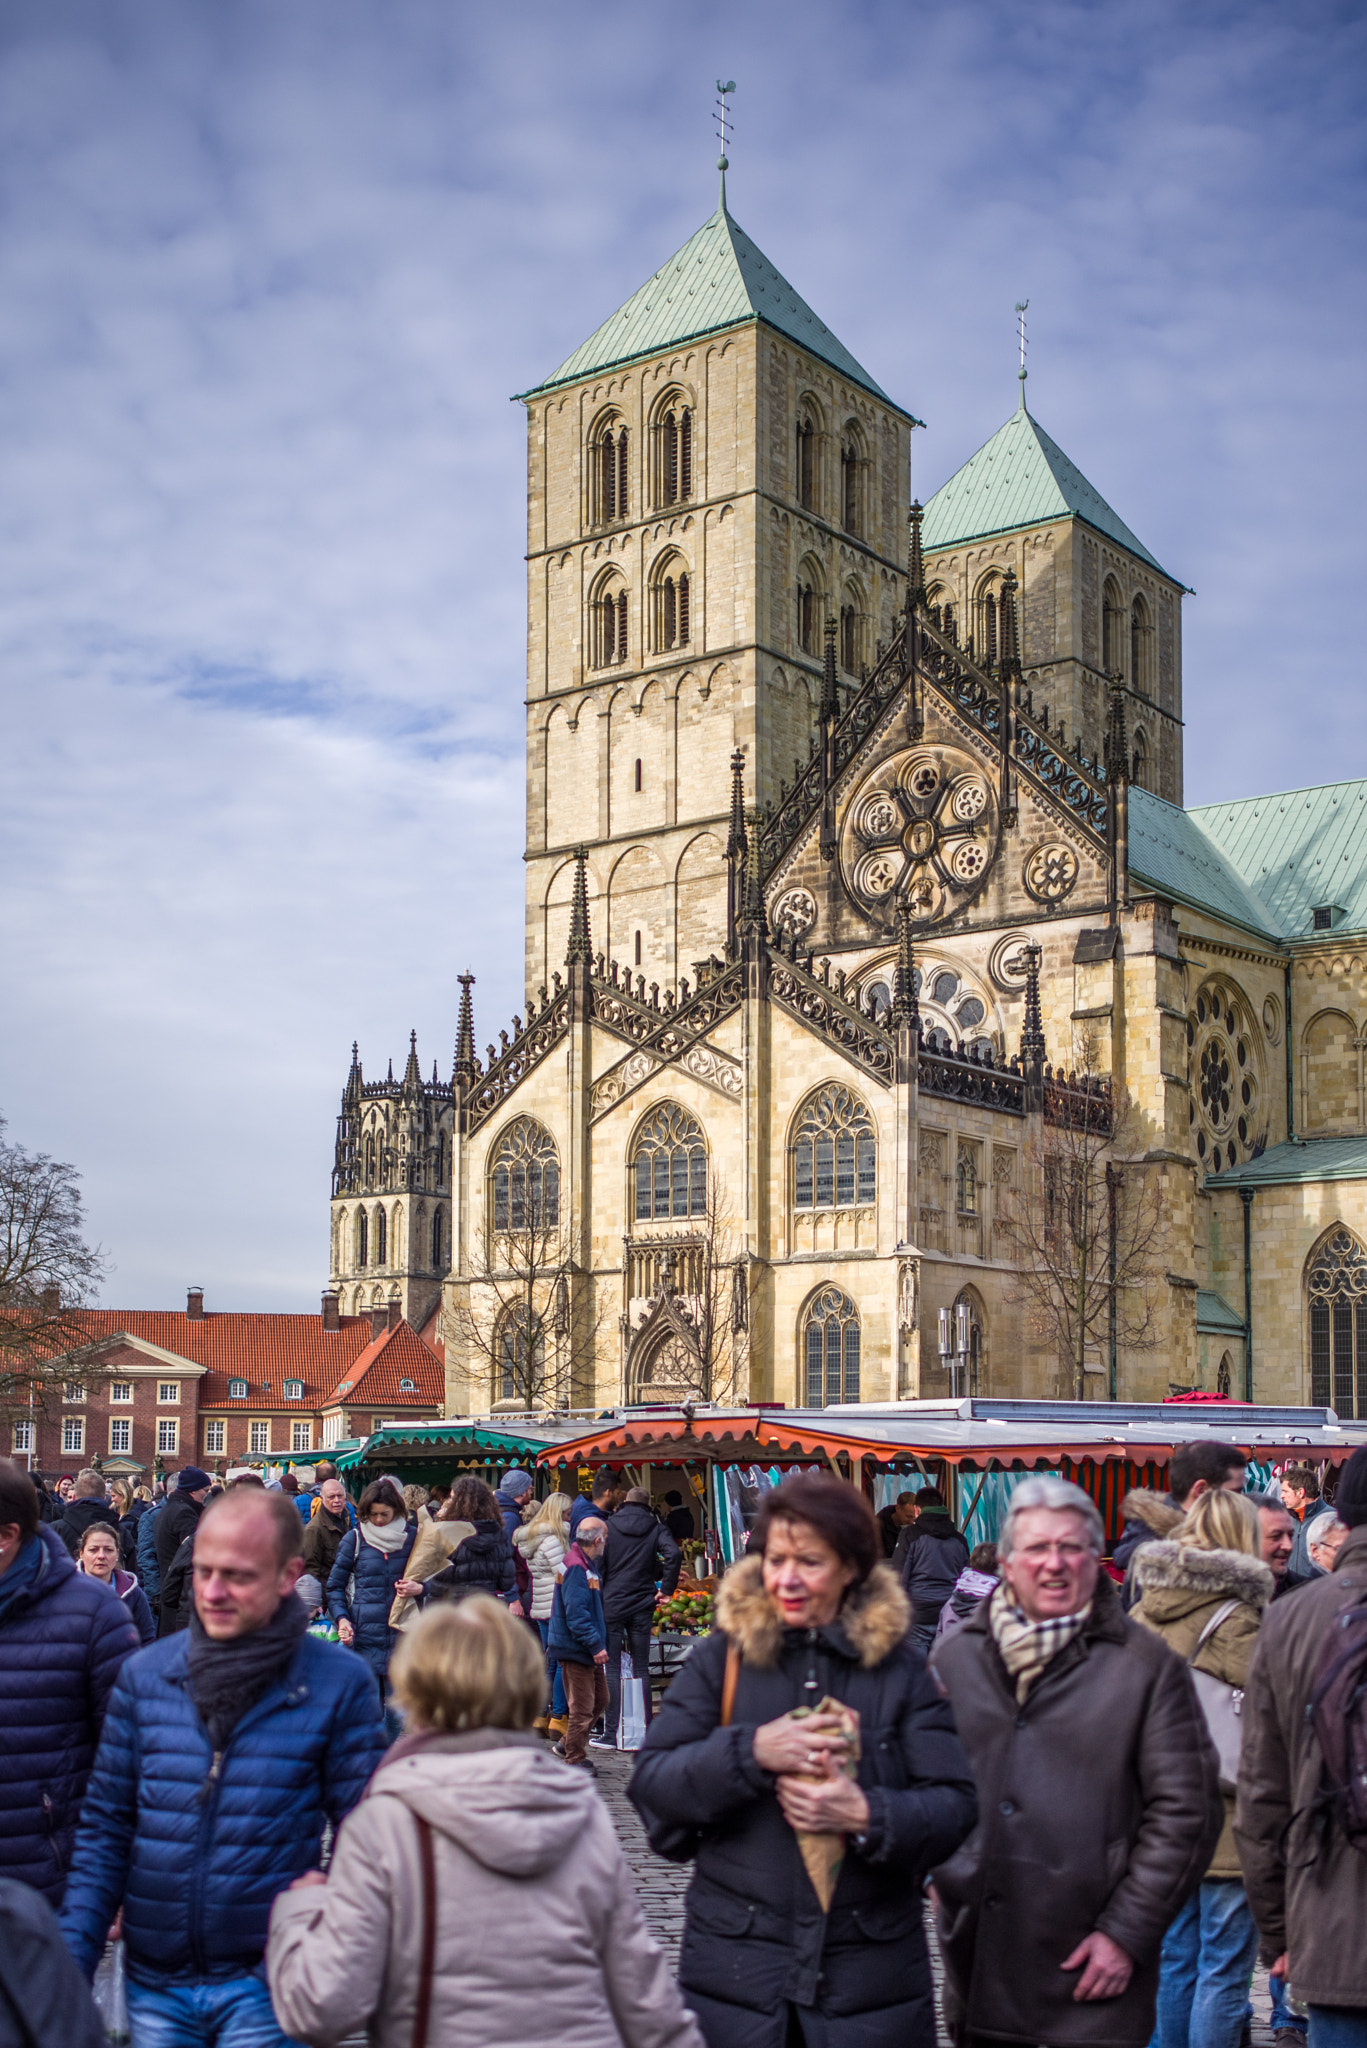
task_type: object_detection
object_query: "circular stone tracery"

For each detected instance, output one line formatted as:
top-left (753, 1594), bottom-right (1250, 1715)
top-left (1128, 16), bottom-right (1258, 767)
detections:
top-left (841, 744), bottom-right (1000, 928)
top-left (1187, 981), bottom-right (1264, 1175)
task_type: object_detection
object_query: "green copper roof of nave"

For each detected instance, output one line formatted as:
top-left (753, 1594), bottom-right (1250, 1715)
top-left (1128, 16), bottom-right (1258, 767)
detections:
top-left (520, 199), bottom-right (908, 412)
top-left (921, 394), bottom-right (1171, 578)
top-left (1128, 779), bottom-right (1367, 941)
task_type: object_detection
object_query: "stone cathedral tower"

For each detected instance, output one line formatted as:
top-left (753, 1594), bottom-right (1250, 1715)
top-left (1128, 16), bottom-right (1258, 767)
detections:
top-left (517, 177), bottom-right (917, 1001)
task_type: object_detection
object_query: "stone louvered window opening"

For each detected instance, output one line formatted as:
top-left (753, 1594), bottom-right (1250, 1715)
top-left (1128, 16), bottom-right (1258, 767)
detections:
top-left (591, 581), bottom-right (629, 669)
top-left (797, 574), bottom-right (821, 655)
top-left (796, 412), bottom-right (816, 510)
top-left (804, 1286), bottom-right (861, 1407)
top-left (431, 1208), bottom-right (443, 1265)
top-left (1130, 594), bottom-right (1152, 695)
top-left (1102, 575), bottom-right (1124, 676)
top-left (356, 1209), bottom-right (368, 1268)
top-left (653, 567), bottom-right (690, 652)
top-left (590, 420), bottom-right (629, 527)
top-left (491, 1118), bottom-right (561, 1233)
top-left (792, 1087), bottom-right (876, 1210)
top-left (633, 1103), bottom-right (707, 1221)
top-left (655, 404), bottom-right (692, 507)
top-left (1308, 1228), bottom-right (1367, 1419)
top-left (840, 600), bottom-right (864, 676)
top-left (840, 429), bottom-right (864, 535)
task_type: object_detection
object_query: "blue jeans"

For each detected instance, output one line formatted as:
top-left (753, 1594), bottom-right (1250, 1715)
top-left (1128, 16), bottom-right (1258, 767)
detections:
top-left (1309, 2012), bottom-right (1367, 2048)
top-left (1272, 1973), bottom-right (1309, 2037)
top-left (126, 1972), bottom-right (300, 2048)
top-left (1150, 1880), bottom-right (1259, 2048)
top-left (536, 1619), bottom-right (566, 1716)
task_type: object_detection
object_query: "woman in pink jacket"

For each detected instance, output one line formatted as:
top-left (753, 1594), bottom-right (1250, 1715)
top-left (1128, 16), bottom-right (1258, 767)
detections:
top-left (266, 1596), bottom-right (703, 2048)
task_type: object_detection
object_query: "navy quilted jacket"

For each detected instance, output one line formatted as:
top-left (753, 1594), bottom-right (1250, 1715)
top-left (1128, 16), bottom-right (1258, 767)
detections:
top-left (0, 1528), bottom-right (139, 1902)
top-left (59, 1626), bottom-right (386, 1982)
top-left (326, 1522), bottom-right (416, 1678)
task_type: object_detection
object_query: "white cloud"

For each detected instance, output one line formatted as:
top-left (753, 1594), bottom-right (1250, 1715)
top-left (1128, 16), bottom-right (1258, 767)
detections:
top-left (0, 0), bottom-right (1361, 1303)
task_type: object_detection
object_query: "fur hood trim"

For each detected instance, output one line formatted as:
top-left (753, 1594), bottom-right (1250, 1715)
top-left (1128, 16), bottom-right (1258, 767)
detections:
top-left (714, 1553), bottom-right (910, 1669)
top-left (1132, 1539), bottom-right (1273, 1609)
top-left (1121, 1488), bottom-right (1184, 1539)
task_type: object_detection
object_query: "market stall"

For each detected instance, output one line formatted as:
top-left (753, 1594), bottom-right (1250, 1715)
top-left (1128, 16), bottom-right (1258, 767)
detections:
top-left (331, 1418), bottom-right (580, 1491)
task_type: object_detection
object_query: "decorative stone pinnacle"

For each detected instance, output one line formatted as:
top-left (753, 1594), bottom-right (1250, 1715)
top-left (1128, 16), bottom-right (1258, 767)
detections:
top-left (1107, 679), bottom-right (1129, 788)
top-left (908, 500), bottom-right (926, 614)
top-left (566, 846), bottom-right (592, 965)
top-left (893, 902), bottom-right (919, 1024)
top-left (739, 808), bottom-right (768, 934)
top-left (726, 749), bottom-right (748, 861)
top-left (821, 615), bottom-right (838, 722)
top-left (1020, 942), bottom-right (1046, 1071)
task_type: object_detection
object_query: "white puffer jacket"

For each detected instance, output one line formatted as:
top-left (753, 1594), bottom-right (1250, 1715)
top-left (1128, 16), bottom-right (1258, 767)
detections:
top-left (268, 1735), bottom-right (704, 2048)
top-left (515, 1524), bottom-right (566, 1622)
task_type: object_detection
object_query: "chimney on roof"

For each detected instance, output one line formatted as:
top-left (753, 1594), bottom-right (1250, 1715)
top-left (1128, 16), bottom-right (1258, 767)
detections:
top-left (370, 1307), bottom-right (388, 1340)
top-left (187, 1287), bottom-right (205, 1322)
top-left (387, 1297), bottom-right (402, 1333)
top-left (321, 1289), bottom-right (340, 1333)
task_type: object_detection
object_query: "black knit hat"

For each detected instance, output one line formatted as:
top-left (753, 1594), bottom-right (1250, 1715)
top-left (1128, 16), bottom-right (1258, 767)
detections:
top-left (1334, 1447), bottom-right (1367, 1529)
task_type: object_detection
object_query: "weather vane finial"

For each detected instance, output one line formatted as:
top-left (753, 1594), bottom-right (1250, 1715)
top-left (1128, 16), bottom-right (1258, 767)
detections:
top-left (1015, 300), bottom-right (1029, 409)
top-left (715, 80), bottom-right (736, 208)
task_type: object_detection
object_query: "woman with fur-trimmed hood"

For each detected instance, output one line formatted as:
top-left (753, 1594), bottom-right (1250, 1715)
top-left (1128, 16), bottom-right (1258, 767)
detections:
top-left (1132, 1489), bottom-right (1272, 2048)
top-left (628, 1475), bottom-right (977, 2048)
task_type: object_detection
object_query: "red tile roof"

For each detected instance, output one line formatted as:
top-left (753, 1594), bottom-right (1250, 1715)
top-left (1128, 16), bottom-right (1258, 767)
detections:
top-left (323, 1322), bottom-right (445, 1411)
top-left (53, 1310), bottom-right (439, 1412)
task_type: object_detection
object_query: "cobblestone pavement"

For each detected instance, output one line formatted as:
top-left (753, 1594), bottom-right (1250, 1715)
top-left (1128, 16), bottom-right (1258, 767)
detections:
top-left (594, 1745), bottom-right (1280, 2046)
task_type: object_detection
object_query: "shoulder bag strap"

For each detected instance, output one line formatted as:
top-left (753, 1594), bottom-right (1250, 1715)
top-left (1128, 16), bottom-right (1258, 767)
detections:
top-left (720, 1637), bottom-right (742, 1727)
top-left (411, 1814), bottom-right (437, 2048)
top-left (1192, 1598), bottom-right (1242, 1656)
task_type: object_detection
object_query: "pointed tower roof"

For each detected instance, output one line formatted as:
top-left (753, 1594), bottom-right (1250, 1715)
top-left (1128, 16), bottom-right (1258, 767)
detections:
top-left (518, 200), bottom-right (915, 418)
top-left (921, 395), bottom-right (1172, 579)
top-left (402, 1030), bottom-right (423, 1093)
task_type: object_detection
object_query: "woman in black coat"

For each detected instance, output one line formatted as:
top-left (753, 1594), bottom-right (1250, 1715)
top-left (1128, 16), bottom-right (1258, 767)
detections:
top-left (401, 1478), bottom-right (516, 1608)
top-left (629, 1475), bottom-right (978, 2048)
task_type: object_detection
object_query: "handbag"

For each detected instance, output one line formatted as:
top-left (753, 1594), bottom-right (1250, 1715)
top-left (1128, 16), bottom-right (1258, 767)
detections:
top-left (1187, 1598), bottom-right (1245, 1791)
top-left (642, 1638), bottom-right (740, 1862)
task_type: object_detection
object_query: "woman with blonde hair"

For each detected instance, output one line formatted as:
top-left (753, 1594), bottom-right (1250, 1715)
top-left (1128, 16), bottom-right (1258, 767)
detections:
top-left (515, 1491), bottom-right (573, 1734)
top-left (267, 1597), bottom-right (705, 2048)
top-left (1132, 1486), bottom-right (1271, 2048)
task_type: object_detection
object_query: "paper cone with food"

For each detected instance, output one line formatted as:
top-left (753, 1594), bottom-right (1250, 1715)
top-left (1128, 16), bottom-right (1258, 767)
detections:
top-left (788, 1698), bottom-right (861, 1911)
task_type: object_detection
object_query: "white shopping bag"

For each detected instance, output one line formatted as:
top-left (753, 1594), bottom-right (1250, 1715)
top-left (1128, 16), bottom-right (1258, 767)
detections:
top-left (619, 1648), bottom-right (648, 1751)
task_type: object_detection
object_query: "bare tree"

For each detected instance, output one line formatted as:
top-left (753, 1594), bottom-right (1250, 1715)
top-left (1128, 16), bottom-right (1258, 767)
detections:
top-left (996, 1035), bottom-right (1168, 1399)
top-left (625, 1172), bottom-right (753, 1406)
top-left (0, 1113), bottom-right (108, 1434)
top-left (452, 1210), bottom-right (579, 1412)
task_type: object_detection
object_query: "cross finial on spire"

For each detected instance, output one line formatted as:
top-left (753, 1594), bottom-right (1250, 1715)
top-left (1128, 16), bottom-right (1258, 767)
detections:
top-left (715, 80), bottom-right (736, 209)
top-left (566, 846), bottom-right (592, 965)
top-left (1015, 301), bottom-right (1029, 411)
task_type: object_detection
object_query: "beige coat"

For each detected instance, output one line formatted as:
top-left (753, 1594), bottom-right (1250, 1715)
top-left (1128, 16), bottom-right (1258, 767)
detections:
top-left (387, 1520), bottom-right (474, 1631)
top-left (267, 1731), bottom-right (705, 2048)
top-left (1131, 1540), bottom-right (1271, 1878)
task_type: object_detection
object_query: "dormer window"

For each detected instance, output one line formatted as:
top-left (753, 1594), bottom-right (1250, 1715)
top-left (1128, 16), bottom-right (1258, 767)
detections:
top-left (1312, 904), bottom-right (1343, 932)
top-left (399, 1377), bottom-right (416, 1393)
top-left (283, 1379), bottom-right (304, 1400)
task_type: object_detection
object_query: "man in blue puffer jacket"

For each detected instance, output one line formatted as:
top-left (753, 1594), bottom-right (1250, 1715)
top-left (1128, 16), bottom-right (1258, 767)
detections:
top-left (0, 1460), bottom-right (138, 1903)
top-left (61, 1486), bottom-right (385, 2048)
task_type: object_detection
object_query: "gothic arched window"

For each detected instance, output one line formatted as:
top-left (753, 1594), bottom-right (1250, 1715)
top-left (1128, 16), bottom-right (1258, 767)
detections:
top-left (654, 398), bottom-right (692, 508)
top-left (364, 1132), bottom-right (376, 1184)
top-left (437, 1131), bottom-right (447, 1187)
top-left (589, 415), bottom-right (629, 527)
top-left (356, 1208), bottom-right (368, 1269)
top-left (840, 424), bottom-right (864, 535)
top-left (792, 1087), bottom-right (876, 1210)
top-left (840, 584), bottom-right (865, 674)
top-left (491, 1119), bottom-right (561, 1234)
top-left (1102, 576), bottom-right (1124, 676)
top-left (803, 1287), bottom-right (860, 1407)
top-left (1130, 594), bottom-right (1152, 696)
top-left (375, 1206), bottom-right (387, 1266)
top-left (431, 1207), bottom-right (443, 1267)
top-left (956, 1144), bottom-right (979, 1216)
top-left (1307, 1227), bottom-right (1367, 1418)
top-left (651, 554), bottom-right (691, 652)
top-left (796, 559), bottom-right (823, 656)
top-left (796, 410), bottom-right (817, 510)
top-left (633, 1103), bottom-right (706, 1221)
top-left (497, 1305), bottom-right (545, 1405)
top-left (590, 574), bottom-right (629, 669)
top-left (1132, 728), bottom-right (1150, 790)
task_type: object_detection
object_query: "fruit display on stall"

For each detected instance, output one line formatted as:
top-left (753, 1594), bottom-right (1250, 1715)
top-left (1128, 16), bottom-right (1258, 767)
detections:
top-left (653, 1586), bottom-right (714, 1636)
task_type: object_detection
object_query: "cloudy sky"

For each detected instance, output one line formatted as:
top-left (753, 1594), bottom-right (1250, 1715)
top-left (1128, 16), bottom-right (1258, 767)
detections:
top-left (0, 0), bottom-right (1362, 1308)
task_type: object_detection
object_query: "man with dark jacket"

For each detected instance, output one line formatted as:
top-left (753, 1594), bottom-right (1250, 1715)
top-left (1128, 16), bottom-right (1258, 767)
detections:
top-left (930, 1474), bottom-right (1222, 2048)
top-left (892, 1486), bottom-right (969, 1648)
top-left (0, 1459), bottom-right (138, 1902)
top-left (300, 1476), bottom-right (354, 1589)
top-left (1236, 1447), bottom-right (1367, 2044)
top-left (548, 1517), bottom-right (609, 1770)
top-left (495, 1469), bottom-right (534, 1617)
top-left (662, 1489), bottom-right (695, 1543)
top-left (154, 1465), bottom-right (212, 1586)
top-left (598, 1487), bottom-right (680, 1749)
top-left (54, 1471), bottom-right (120, 1556)
top-left (1114, 1441), bottom-right (1249, 1606)
top-left (0, 1879), bottom-right (104, 2048)
top-left (60, 1487), bottom-right (385, 2048)
top-left (570, 1471), bottom-right (624, 1539)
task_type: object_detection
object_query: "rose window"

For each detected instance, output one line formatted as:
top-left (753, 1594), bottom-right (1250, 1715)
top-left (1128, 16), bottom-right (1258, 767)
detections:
top-left (841, 744), bottom-right (1000, 928)
top-left (1188, 983), bottom-right (1263, 1175)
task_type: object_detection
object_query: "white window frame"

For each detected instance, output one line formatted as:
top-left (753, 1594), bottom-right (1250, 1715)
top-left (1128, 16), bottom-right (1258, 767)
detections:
top-left (63, 1382), bottom-right (85, 1404)
top-left (290, 1421), bottom-right (312, 1453)
top-left (157, 1382), bottom-right (180, 1405)
top-left (109, 1417), bottom-right (133, 1455)
top-left (204, 1419), bottom-right (226, 1456)
top-left (11, 1421), bottom-right (33, 1455)
top-left (157, 1417), bottom-right (179, 1455)
top-left (322, 1411), bottom-right (344, 1448)
top-left (228, 1379), bottom-right (248, 1400)
top-left (109, 1381), bottom-right (134, 1404)
top-left (248, 1420), bottom-right (271, 1455)
top-left (62, 1416), bottom-right (85, 1455)
top-left (283, 1380), bottom-right (304, 1401)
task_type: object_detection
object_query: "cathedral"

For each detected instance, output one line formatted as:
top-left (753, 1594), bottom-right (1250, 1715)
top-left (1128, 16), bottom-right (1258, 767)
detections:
top-left (327, 179), bottom-right (1367, 1418)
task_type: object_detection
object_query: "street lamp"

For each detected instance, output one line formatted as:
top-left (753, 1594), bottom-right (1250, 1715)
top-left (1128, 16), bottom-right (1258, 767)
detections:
top-left (938, 1304), bottom-right (972, 1398)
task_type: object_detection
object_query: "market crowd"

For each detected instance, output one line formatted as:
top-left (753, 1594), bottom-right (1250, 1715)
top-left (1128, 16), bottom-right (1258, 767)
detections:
top-left (0, 1437), bottom-right (1363, 2048)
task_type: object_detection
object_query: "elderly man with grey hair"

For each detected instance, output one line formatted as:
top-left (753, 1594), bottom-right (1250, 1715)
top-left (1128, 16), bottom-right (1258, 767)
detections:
top-left (547, 1514), bottom-right (610, 1771)
top-left (929, 1475), bottom-right (1222, 2048)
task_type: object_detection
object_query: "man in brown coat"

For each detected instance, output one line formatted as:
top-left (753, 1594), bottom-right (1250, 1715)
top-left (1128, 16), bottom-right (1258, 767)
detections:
top-left (931, 1475), bottom-right (1222, 2048)
top-left (1236, 1446), bottom-right (1367, 2044)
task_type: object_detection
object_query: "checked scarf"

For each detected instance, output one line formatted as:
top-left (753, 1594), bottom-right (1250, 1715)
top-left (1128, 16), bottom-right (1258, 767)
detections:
top-left (987, 1582), bottom-right (1092, 1703)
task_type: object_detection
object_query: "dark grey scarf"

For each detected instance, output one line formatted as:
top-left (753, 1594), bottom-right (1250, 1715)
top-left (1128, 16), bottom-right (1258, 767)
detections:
top-left (186, 1596), bottom-right (309, 1751)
